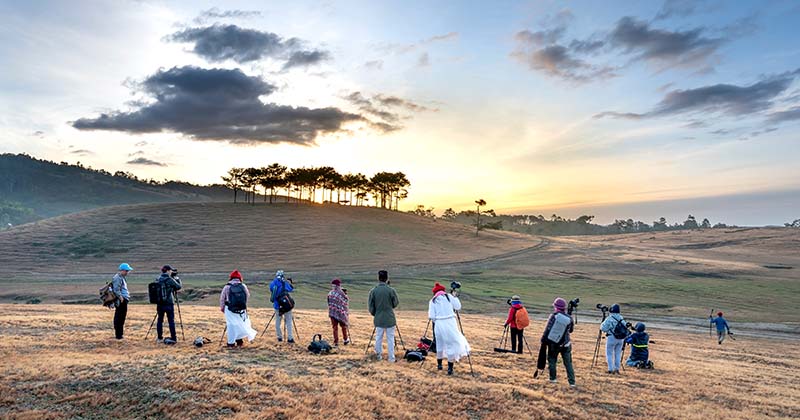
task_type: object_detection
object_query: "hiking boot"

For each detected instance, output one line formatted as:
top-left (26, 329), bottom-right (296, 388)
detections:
top-left (235, 339), bottom-right (244, 347)
top-left (287, 339), bottom-right (295, 344)
top-left (164, 338), bottom-right (177, 345)
top-left (437, 359), bottom-right (443, 371)
top-left (447, 362), bottom-right (454, 375)
top-left (569, 383), bottom-right (577, 389)
top-left (608, 370), bottom-right (614, 374)
top-left (227, 343), bottom-right (236, 348)
top-left (278, 338), bottom-right (283, 342)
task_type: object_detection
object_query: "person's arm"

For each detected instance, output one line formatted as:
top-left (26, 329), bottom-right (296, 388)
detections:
top-left (724, 319), bottom-right (730, 332)
top-left (568, 319), bottom-right (574, 333)
top-left (219, 285), bottom-right (228, 312)
top-left (391, 289), bottom-right (399, 309)
top-left (505, 308), bottom-right (515, 326)
top-left (368, 289), bottom-right (376, 316)
top-left (428, 299), bottom-right (435, 321)
top-left (269, 282), bottom-right (276, 303)
top-left (111, 275), bottom-right (121, 295)
top-left (243, 284), bottom-right (251, 298)
top-left (286, 281), bottom-right (294, 293)
top-left (169, 277), bottom-right (182, 292)
top-left (451, 295), bottom-right (462, 312)
top-left (541, 314), bottom-right (554, 342)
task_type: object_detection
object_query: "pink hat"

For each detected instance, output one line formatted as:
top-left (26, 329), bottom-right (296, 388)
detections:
top-left (553, 297), bottom-right (567, 312)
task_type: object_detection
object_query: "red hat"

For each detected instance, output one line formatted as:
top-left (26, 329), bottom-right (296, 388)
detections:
top-left (717, 311), bottom-right (723, 316)
top-left (331, 278), bottom-right (341, 286)
top-left (229, 270), bottom-right (242, 280)
top-left (432, 282), bottom-right (446, 294)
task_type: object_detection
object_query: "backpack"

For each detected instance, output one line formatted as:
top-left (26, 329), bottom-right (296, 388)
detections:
top-left (99, 282), bottom-right (117, 308)
top-left (515, 307), bottom-right (531, 329)
top-left (611, 318), bottom-right (629, 339)
top-left (418, 337), bottom-right (435, 354)
top-left (404, 349), bottom-right (426, 362)
top-left (308, 334), bottom-right (332, 354)
top-left (546, 313), bottom-right (572, 345)
top-left (275, 281), bottom-right (295, 314)
top-left (148, 281), bottom-right (164, 304)
top-left (226, 283), bottom-right (248, 314)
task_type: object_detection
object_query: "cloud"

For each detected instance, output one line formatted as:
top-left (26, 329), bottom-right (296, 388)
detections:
top-left (193, 7), bottom-right (261, 24)
top-left (381, 32), bottom-right (459, 54)
top-left (595, 70), bottom-right (800, 120)
top-left (166, 24), bottom-right (329, 67)
top-left (766, 106), bottom-right (800, 124)
top-left (654, 0), bottom-right (699, 20)
top-left (607, 17), bottom-right (723, 72)
top-left (512, 43), bottom-right (616, 83)
top-left (344, 91), bottom-right (435, 130)
top-left (31, 130), bottom-right (44, 137)
top-left (73, 66), bottom-right (367, 145)
top-left (417, 52), bottom-right (430, 67)
top-left (70, 149), bottom-right (94, 156)
top-left (364, 60), bottom-right (383, 70)
top-left (127, 157), bottom-right (166, 166)
top-left (128, 150), bottom-right (145, 157)
top-left (134, 141), bottom-right (148, 147)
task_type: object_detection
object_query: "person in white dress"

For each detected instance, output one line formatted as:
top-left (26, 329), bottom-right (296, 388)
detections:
top-left (219, 270), bottom-right (257, 348)
top-left (428, 282), bottom-right (470, 375)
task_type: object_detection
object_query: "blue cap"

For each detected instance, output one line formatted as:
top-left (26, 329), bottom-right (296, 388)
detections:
top-left (118, 263), bottom-right (133, 271)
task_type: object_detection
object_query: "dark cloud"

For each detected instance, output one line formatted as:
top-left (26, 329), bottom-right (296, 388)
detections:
top-left (344, 91), bottom-right (434, 130)
top-left (193, 7), bottom-right (261, 24)
top-left (683, 120), bottom-right (707, 129)
top-left (73, 66), bottom-right (366, 145)
top-left (766, 106), bottom-right (800, 124)
top-left (128, 150), bottom-right (145, 157)
top-left (166, 24), bottom-right (329, 67)
top-left (70, 149), bottom-right (94, 156)
top-left (127, 157), bottom-right (166, 167)
top-left (31, 130), bottom-right (44, 137)
top-left (608, 17), bottom-right (722, 71)
top-left (512, 44), bottom-right (616, 83)
top-left (595, 71), bottom-right (799, 120)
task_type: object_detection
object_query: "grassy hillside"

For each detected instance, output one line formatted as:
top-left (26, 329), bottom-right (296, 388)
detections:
top-left (0, 153), bottom-right (232, 223)
top-left (1, 304), bottom-right (797, 419)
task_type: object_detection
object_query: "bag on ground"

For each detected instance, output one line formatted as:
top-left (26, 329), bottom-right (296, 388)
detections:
top-left (417, 336), bottom-right (434, 354)
top-left (99, 282), bottom-right (117, 308)
top-left (308, 334), bottom-right (332, 354)
top-left (404, 349), bottom-right (426, 362)
top-left (515, 307), bottom-right (530, 329)
top-left (193, 336), bottom-right (212, 347)
top-left (226, 283), bottom-right (248, 314)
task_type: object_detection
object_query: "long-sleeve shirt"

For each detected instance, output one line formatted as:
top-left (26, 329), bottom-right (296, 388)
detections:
top-left (625, 332), bottom-right (650, 362)
top-left (505, 302), bottom-right (524, 328)
top-left (220, 280), bottom-right (250, 311)
top-left (711, 316), bottom-right (730, 332)
top-left (428, 293), bottom-right (461, 321)
top-left (368, 283), bottom-right (399, 328)
top-left (112, 273), bottom-right (130, 300)
top-left (600, 313), bottom-right (626, 334)
top-left (155, 273), bottom-right (182, 304)
top-left (269, 277), bottom-right (294, 310)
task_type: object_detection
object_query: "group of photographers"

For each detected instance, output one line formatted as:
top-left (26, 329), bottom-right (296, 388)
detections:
top-left (108, 263), bottom-right (734, 383)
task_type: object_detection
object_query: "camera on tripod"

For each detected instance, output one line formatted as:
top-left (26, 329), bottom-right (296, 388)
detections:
top-left (449, 281), bottom-right (462, 296)
top-left (596, 303), bottom-right (609, 313)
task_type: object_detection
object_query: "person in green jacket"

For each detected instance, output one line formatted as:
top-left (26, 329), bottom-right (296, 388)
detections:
top-left (368, 270), bottom-right (399, 362)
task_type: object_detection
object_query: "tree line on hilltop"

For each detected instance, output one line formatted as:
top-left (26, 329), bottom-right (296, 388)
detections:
top-left (221, 165), bottom-right (410, 210)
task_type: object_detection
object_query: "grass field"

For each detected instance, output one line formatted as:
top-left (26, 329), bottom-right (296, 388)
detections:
top-left (1, 304), bottom-right (798, 419)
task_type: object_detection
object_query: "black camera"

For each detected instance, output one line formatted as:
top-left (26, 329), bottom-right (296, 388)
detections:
top-left (567, 298), bottom-right (580, 315)
top-left (596, 303), bottom-right (609, 312)
top-left (450, 281), bottom-right (462, 290)
top-left (170, 269), bottom-right (179, 279)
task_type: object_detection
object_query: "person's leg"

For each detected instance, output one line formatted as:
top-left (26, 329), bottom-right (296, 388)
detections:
top-left (330, 317), bottom-right (339, 345)
top-left (275, 309), bottom-right (283, 340)
top-left (114, 300), bottom-right (128, 339)
top-left (516, 329), bottom-right (524, 354)
top-left (342, 323), bottom-right (349, 343)
top-left (156, 306), bottom-right (165, 340)
top-left (510, 328), bottom-right (519, 353)
top-left (387, 326), bottom-right (396, 362)
top-left (614, 339), bottom-right (624, 372)
top-left (285, 311), bottom-right (294, 341)
top-left (547, 343), bottom-right (558, 381)
top-left (718, 331), bottom-right (725, 344)
top-left (375, 327), bottom-right (385, 359)
top-left (562, 346), bottom-right (575, 386)
top-left (605, 336), bottom-right (615, 372)
top-left (166, 304), bottom-right (176, 341)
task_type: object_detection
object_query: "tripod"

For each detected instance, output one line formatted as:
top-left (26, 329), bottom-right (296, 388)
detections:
top-left (592, 310), bottom-right (609, 369)
top-left (261, 311), bottom-right (276, 338)
top-left (365, 324), bottom-right (406, 356)
top-left (144, 292), bottom-right (185, 341)
top-left (454, 311), bottom-right (475, 377)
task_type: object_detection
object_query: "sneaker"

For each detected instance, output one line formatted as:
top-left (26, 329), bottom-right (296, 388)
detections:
top-left (277, 338), bottom-right (283, 342)
top-left (164, 338), bottom-right (177, 345)
top-left (608, 370), bottom-right (614, 374)
top-left (549, 379), bottom-right (557, 384)
top-left (343, 339), bottom-right (351, 345)
top-left (287, 339), bottom-right (295, 344)
top-left (569, 384), bottom-right (577, 388)
top-left (156, 339), bottom-right (163, 344)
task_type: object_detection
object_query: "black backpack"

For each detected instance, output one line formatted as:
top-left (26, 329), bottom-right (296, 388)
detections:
top-left (148, 281), bottom-right (163, 304)
top-left (274, 280), bottom-right (295, 314)
top-left (612, 318), bottom-right (629, 339)
top-left (226, 283), bottom-right (247, 314)
top-left (308, 334), bottom-right (332, 354)
top-left (404, 349), bottom-right (426, 362)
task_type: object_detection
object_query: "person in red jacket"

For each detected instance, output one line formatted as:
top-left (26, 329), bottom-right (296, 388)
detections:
top-left (504, 295), bottom-right (528, 354)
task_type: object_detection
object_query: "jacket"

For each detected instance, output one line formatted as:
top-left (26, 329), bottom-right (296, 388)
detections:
top-left (112, 273), bottom-right (130, 301)
top-left (505, 302), bottom-right (524, 329)
top-left (428, 292), bottom-right (461, 321)
top-left (541, 311), bottom-right (573, 346)
top-left (269, 277), bottom-right (294, 310)
top-left (327, 286), bottom-right (349, 325)
top-left (368, 282), bottom-right (398, 328)
top-left (625, 331), bottom-right (649, 362)
top-left (601, 313), bottom-right (626, 335)
top-left (710, 316), bottom-right (729, 332)
top-left (155, 273), bottom-right (182, 305)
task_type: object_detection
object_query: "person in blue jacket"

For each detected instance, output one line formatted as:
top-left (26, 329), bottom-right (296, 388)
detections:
top-left (625, 322), bottom-right (653, 368)
top-left (710, 312), bottom-right (731, 345)
top-left (270, 270), bottom-right (295, 343)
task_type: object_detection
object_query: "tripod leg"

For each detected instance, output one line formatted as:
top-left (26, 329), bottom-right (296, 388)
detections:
top-left (454, 312), bottom-right (475, 377)
top-left (364, 326), bottom-right (376, 355)
top-left (395, 324), bottom-right (406, 350)
top-left (292, 316), bottom-right (300, 342)
top-left (523, 335), bottom-right (535, 358)
top-left (261, 312), bottom-right (275, 338)
top-left (174, 293), bottom-right (185, 341)
top-left (592, 331), bottom-right (603, 369)
top-left (144, 312), bottom-right (157, 341)
top-left (219, 325), bottom-right (227, 347)
top-left (621, 342), bottom-right (627, 372)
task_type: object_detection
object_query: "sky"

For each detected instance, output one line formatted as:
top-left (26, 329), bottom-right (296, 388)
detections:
top-left (1, 0), bottom-right (799, 225)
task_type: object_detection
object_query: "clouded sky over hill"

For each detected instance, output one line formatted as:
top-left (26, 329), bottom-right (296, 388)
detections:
top-left (1, 0), bottom-right (799, 224)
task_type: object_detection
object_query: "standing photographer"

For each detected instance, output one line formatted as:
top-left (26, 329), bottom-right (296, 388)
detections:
top-left (269, 270), bottom-right (295, 343)
top-left (368, 270), bottom-right (398, 362)
top-left (710, 312), bottom-right (731, 345)
top-left (428, 282), bottom-right (470, 375)
top-left (504, 295), bottom-right (529, 354)
top-left (112, 263), bottom-right (133, 340)
top-left (541, 297), bottom-right (576, 387)
top-left (600, 304), bottom-right (628, 374)
top-left (327, 278), bottom-right (350, 346)
top-left (154, 265), bottom-right (182, 344)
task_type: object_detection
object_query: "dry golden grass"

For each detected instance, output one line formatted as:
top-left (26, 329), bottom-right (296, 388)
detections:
top-left (1, 304), bottom-right (798, 419)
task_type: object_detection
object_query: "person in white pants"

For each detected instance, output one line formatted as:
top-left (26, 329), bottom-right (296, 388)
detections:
top-left (368, 270), bottom-right (399, 362)
top-left (374, 326), bottom-right (396, 361)
top-left (600, 304), bottom-right (627, 374)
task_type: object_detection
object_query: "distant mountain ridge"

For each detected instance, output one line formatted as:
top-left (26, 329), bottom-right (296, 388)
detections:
top-left (0, 153), bottom-right (232, 223)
